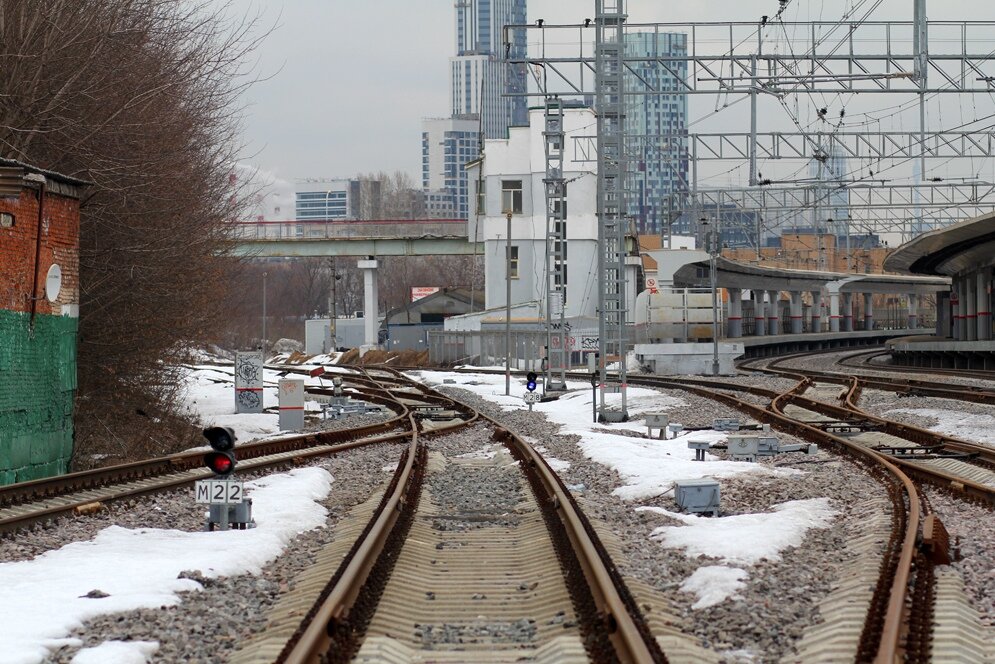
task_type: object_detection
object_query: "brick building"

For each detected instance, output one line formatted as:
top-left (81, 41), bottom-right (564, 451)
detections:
top-left (0, 159), bottom-right (87, 484)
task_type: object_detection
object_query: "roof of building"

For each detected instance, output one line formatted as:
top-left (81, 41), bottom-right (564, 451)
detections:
top-left (382, 287), bottom-right (485, 322)
top-left (672, 255), bottom-right (949, 295)
top-left (882, 211), bottom-right (995, 277)
top-left (0, 157), bottom-right (91, 188)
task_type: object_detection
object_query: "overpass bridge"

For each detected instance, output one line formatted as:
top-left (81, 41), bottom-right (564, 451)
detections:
top-left (230, 219), bottom-right (481, 257)
top-left (230, 218), bottom-right (481, 348)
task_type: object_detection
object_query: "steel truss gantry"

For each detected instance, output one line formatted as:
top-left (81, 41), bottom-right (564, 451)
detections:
top-left (543, 97), bottom-right (568, 393)
top-left (594, 0), bottom-right (629, 421)
top-left (572, 130), bottom-right (995, 162)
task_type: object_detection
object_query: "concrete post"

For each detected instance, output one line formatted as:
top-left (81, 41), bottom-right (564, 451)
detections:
top-left (863, 293), bottom-right (874, 330)
top-left (829, 292), bottom-right (841, 332)
top-left (358, 259), bottom-right (379, 348)
top-left (842, 293), bottom-right (854, 332)
top-left (957, 279), bottom-right (968, 340)
top-left (727, 288), bottom-right (743, 338)
top-left (979, 270), bottom-right (992, 340)
top-left (754, 292), bottom-right (767, 336)
top-left (811, 291), bottom-right (824, 332)
top-left (767, 290), bottom-right (780, 336)
top-left (937, 292), bottom-right (951, 337)
top-left (966, 274), bottom-right (978, 341)
top-left (907, 294), bottom-right (918, 329)
top-left (789, 292), bottom-right (803, 334)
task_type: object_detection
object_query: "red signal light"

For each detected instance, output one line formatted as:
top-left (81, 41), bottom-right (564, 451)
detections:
top-left (205, 451), bottom-right (235, 476)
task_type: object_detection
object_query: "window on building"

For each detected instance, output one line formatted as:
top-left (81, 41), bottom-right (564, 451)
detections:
top-left (476, 180), bottom-right (486, 214)
top-left (506, 245), bottom-right (519, 278)
top-left (501, 180), bottom-right (523, 214)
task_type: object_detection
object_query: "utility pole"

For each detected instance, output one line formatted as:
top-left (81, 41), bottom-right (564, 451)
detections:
top-left (543, 96), bottom-right (567, 392)
top-left (704, 218), bottom-right (720, 376)
top-left (261, 270), bottom-right (268, 356)
top-left (505, 210), bottom-right (512, 396)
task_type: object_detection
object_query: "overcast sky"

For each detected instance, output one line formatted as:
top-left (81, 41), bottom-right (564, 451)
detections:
top-left (236, 0), bottom-right (995, 194)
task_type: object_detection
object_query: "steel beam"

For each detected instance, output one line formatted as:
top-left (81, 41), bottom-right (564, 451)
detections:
top-left (230, 238), bottom-right (484, 258)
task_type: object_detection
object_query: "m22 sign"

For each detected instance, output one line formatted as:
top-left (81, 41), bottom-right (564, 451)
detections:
top-left (195, 480), bottom-right (244, 504)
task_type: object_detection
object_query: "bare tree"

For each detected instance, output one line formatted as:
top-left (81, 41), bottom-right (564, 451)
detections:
top-left (0, 0), bottom-right (267, 466)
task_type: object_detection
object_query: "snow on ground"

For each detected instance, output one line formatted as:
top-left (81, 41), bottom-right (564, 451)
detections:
top-left (884, 407), bottom-right (995, 447)
top-left (409, 369), bottom-right (685, 434)
top-left (639, 498), bottom-right (836, 609)
top-left (409, 369), bottom-right (796, 500)
top-left (638, 497), bottom-right (836, 565)
top-left (178, 361), bottom-right (361, 441)
top-left (679, 566), bottom-right (748, 610)
top-left (0, 467), bottom-right (332, 664)
top-left (572, 429), bottom-right (800, 502)
top-left (70, 640), bottom-right (159, 664)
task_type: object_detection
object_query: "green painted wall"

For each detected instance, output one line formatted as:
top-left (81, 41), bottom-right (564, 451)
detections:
top-left (0, 310), bottom-right (76, 484)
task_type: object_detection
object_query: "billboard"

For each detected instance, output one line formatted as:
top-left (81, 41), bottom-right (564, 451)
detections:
top-left (411, 286), bottom-right (441, 302)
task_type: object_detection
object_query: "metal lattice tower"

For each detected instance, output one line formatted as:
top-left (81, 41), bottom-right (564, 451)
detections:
top-left (543, 96), bottom-right (568, 392)
top-left (595, 0), bottom-right (628, 422)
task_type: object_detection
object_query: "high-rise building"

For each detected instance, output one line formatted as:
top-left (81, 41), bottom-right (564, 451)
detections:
top-left (422, 116), bottom-right (480, 219)
top-left (450, 0), bottom-right (527, 139)
top-left (624, 32), bottom-right (689, 236)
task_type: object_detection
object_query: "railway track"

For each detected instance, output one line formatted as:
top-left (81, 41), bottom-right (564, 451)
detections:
top-left (840, 348), bottom-right (995, 383)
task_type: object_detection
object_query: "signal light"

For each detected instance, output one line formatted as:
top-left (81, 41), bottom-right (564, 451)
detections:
top-left (203, 426), bottom-right (236, 477)
top-left (526, 372), bottom-right (538, 392)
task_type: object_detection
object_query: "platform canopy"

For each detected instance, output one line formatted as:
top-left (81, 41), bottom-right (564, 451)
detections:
top-left (671, 255), bottom-right (949, 295)
top-left (883, 211), bottom-right (995, 278)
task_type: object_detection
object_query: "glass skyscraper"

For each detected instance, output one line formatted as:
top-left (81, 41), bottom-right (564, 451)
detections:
top-left (624, 32), bottom-right (689, 236)
top-left (450, 0), bottom-right (527, 138)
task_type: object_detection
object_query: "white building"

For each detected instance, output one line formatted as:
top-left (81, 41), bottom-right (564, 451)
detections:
top-left (466, 105), bottom-right (637, 321)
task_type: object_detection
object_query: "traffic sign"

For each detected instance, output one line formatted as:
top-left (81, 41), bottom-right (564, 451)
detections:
top-left (523, 392), bottom-right (541, 404)
top-left (195, 479), bottom-right (244, 505)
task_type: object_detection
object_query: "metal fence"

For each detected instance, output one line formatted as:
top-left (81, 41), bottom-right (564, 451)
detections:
top-left (428, 329), bottom-right (603, 369)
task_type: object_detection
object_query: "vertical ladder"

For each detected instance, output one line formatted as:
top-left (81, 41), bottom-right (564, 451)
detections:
top-left (544, 97), bottom-right (568, 392)
top-left (595, 0), bottom-right (629, 422)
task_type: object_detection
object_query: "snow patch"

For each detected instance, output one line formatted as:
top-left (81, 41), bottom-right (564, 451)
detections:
top-left (0, 467), bottom-right (332, 664)
top-left (679, 566), bottom-right (747, 609)
top-left (884, 407), bottom-right (995, 447)
top-left (70, 641), bottom-right (159, 664)
top-left (639, 497), bottom-right (836, 565)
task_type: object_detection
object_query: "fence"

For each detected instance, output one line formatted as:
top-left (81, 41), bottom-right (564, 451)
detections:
top-left (428, 329), bottom-right (604, 369)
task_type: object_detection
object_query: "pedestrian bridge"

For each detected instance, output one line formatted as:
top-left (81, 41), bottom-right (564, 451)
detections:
top-left (229, 219), bottom-right (482, 257)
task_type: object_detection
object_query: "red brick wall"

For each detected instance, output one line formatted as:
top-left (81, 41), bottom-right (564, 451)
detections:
top-left (0, 186), bottom-right (80, 314)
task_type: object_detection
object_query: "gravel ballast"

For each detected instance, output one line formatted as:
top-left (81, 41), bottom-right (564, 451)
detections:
top-left (434, 378), bottom-right (889, 663)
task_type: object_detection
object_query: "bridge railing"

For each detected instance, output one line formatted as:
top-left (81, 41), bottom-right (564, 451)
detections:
top-left (230, 219), bottom-right (469, 240)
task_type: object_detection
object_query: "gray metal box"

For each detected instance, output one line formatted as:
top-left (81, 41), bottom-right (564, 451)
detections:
top-left (713, 418), bottom-right (740, 432)
top-left (727, 435), bottom-right (759, 462)
top-left (757, 436), bottom-right (781, 456)
top-left (674, 479), bottom-right (720, 516)
top-left (688, 439), bottom-right (711, 461)
top-left (645, 413), bottom-right (669, 428)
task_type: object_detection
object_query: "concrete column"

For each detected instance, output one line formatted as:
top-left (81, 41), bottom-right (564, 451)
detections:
top-left (811, 291), bottom-right (824, 332)
top-left (979, 270), bottom-right (992, 341)
top-left (966, 274), bottom-right (978, 341)
top-left (842, 292), bottom-right (854, 332)
top-left (784, 291), bottom-right (802, 334)
top-left (907, 294), bottom-right (918, 330)
top-left (863, 293), bottom-right (874, 330)
top-left (754, 292), bottom-right (767, 336)
top-left (358, 259), bottom-right (379, 347)
top-left (829, 292), bottom-right (841, 332)
top-left (727, 288), bottom-right (743, 338)
top-left (937, 292), bottom-right (951, 337)
top-left (954, 279), bottom-right (967, 341)
top-left (767, 290), bottom-right (780, 336)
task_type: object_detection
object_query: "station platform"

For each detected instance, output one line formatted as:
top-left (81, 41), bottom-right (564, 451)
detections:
top-left (886, 335), bottom-right (995, 370)
top-left (739, 328), bottom-right (919, 358)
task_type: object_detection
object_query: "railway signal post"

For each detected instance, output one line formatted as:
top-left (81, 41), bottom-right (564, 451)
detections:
top-left (197, 426), bottom-right (253, 531)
